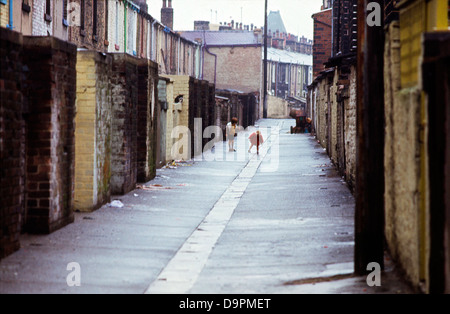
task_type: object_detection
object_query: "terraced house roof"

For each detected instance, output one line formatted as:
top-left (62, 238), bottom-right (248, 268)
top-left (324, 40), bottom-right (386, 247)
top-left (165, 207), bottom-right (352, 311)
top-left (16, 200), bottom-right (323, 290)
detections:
top-left (179, 31), bottom-right (261, 47)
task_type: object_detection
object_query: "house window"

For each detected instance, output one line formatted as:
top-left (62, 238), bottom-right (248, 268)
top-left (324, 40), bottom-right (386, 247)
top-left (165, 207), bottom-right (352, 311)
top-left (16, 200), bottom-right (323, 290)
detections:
top-left (22, 0), bottom-right (31, 13)
top-left (44, 0), bottom-right (52, 22)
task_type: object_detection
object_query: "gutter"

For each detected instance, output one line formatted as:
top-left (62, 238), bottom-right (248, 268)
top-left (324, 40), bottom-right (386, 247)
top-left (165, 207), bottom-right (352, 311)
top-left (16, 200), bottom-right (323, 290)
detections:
top-left (205, 44), bottom-right (262, 48)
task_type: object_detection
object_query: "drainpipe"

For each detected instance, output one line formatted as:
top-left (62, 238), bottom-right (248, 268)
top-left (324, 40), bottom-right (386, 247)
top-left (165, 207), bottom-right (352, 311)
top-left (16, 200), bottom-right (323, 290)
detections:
top-left (177, 37), bottom-right (180, 75)
top-left (203, 30), bottom-right (217, 85)
top-left (6, 0), bottom-right (13, 30)
top-left (200, 41), bottom-right (204, 80)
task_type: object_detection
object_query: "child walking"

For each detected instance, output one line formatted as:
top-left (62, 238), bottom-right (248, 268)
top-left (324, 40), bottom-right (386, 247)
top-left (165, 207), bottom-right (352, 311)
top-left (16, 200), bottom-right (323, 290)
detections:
top-left (248, 130), bottom-right (264, 154)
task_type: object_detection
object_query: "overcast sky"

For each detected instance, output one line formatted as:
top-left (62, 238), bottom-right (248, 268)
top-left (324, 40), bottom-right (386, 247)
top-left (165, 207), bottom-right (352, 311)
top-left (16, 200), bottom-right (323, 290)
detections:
top-left (146, 0), bottom-right (323, 39)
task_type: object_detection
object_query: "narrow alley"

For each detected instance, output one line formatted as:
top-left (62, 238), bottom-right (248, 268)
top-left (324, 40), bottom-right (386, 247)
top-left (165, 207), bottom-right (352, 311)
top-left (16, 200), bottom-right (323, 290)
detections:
top-left (0, 119), bottom-right (412, 294)
top-left (2, 0), bottom-right (449, 298)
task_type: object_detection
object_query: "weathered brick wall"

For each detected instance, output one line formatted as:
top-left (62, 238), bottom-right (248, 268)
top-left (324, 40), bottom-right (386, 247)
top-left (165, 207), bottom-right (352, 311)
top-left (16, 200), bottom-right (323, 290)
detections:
top-left (157, 78), bottom-right (168, 167)
top-left (0, 28), bottom-right (25, 258)
top-left (329, 69), bottom-right (338, 165)
top-left (137, 59), bottom-right (159, 182)
top-left (207, 84), bottom-right (216, 128)
top-left (167, 75), bottom-right (191, 160)
top-left (189, 78), bottom-right (199, 157)
top-left (163, 76), bottom-right (215, 160)
top-left (161, 77), bottom-right (175, 162)
top-left (314, 79), bottom-right (329, 149)
top-left (68, 0), bottom-right (107, 52)
top-left (240, 93), bottom-right (257, 129)
top-left (345, 65), bottom-right (357, 190)
top-left (74, 50), bottom-right (112, 212)
top-left (383, 21), bottom-right (426, 288)
top-left (267, 95), bottom-right (289, 119)
top-left (167, 75), bottom-right (191, 130)
top-left (110, 53), bottom-right (139, 195)
top-left (22, 36), bottom-right (77, 234)
top-left (215, 97), bottom-right (231, 137)
top-left (216, 90), bottom-right (244, 137)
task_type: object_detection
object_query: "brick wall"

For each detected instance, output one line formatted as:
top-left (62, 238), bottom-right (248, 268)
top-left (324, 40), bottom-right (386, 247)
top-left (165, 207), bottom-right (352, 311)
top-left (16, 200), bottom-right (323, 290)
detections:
top-left (157, 78), bottom-right (168, 167)
top-left (164, 75), bottom-right (216, 160)
top-left (68, 0), bottom-right (107, 52)
top-left (267, 95), bottom-right (290, 119)
top-left (312, 9), bottom-right (332, 78)
top-left (0, 28), bottom-right (25, 258)
top-left (345, 65), bottom-right (356, 190)
top-left (110, 53), bottom-right (139, 195)
top-left (32, 0), bottom-right (52, 36)
top-left (216, 90), bottom-right (244, 137)
top-left (137, 59), bottom-right (159, 182)
top-left (74, 50), bottom-right (112, 212)
top-left (214, 97), bottom-right (231, 137)
top-left (161, 76), bottom-right (175, 162)
top-left (314, 78), bottom-right (329, 149)
top-left (106, 0), bottom-right (125, 53)
top-left (206, 46), bottom-right (262, 94)
top-left (332, 0), bottom-right (357, 55)
top-left (22, 35), bottom-right (77, 233)
top-left (0, 1), bottom-right (10, 28)
top-left (329, 69), bottom-right (338, 166)
top-left (383, 21), bottom-right (426, 289)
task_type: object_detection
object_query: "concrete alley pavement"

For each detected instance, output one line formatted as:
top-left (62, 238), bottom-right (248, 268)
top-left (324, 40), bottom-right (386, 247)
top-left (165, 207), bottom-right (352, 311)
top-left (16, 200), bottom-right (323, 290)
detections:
top-left (0, 119), bottom-right (413, 294)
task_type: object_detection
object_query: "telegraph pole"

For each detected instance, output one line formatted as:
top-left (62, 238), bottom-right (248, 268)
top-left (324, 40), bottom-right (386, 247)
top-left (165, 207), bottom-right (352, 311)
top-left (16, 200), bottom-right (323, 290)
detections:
top-left (354, 0), bottom-right (385, 275)
top-left (263, 0), bottom-right (268, 118)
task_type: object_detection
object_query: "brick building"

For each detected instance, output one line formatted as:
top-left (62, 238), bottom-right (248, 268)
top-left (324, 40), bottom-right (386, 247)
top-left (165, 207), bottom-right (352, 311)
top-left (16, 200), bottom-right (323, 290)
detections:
top-left (331, 0), bottom-right (357, 56)
top-left (311, 5), bottom-right (332, 78)
top-left (0, 0), bottom-right (68, 40)
top-left (68, 0), bottom-right (108, 51)
top-left (179, 30), bottom-right (262, 118)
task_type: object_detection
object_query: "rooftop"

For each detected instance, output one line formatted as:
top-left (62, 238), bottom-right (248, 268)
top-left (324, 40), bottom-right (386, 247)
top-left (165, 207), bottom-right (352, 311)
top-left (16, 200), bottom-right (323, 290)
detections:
top-left (267, 47), bottom-right (313, 66)
top-left (178, 30), bottom-right (261, 47)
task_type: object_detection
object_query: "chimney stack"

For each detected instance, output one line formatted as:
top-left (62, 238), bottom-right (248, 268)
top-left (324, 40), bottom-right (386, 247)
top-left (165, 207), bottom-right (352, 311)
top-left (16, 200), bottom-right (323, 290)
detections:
top-left (134, 0), bottom-right (148, 12)
top-left (161, 0), bottom-right (174, 30)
